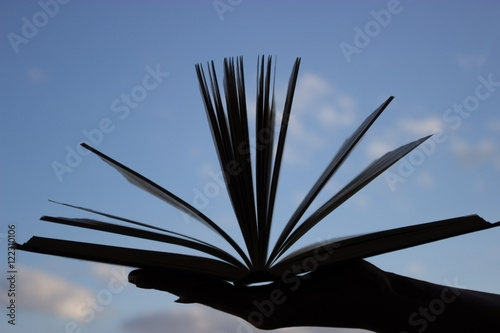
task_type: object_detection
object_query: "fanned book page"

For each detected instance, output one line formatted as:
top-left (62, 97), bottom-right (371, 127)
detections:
top-left (16, 56), bottom-right (500, 285)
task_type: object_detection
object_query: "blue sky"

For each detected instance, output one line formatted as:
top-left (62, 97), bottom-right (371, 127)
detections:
top-left (1, 1), bottom-right (500, 332)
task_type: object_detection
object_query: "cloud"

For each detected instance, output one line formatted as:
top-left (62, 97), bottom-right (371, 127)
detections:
top-left (287, 114), bottom-right (325, 149)
top-left (91, 263), bottom-right (130, 285)
top-left (397, 116), bottom-right (443, 137)
top-left (454, 53), bottom-right (487, 70)
top-left (281, 72), bottom-right (357, 166)
top-left (496, 157), bottom-right (500, 170)
top-left (317, 105), bottom-right (354, 127)
top-left (293, 73), bottom-right (332, 111)
top-left (450, 138), bottom-right (497, 165)
top-left (416, 171), bottom-right (435, 188)
top-left (488, 118), bottom-right (500, 132)
top-left (351, 193), bottom-right (370, 209)
top-left (92, 263), bottom-right (120, 280)
top-left (0, 265), bottom-right (94, 321)
top-left (365, 140), bottom-right (394, 160)
top-left (26, 67), bottom-right (47, 82)
top-left (291, 72), bottom-right (356, 127)
top-left (283, 142), bottom-right (309, 165)
top-left (405, 260), bottom-right (427, 277)
top-left (121, 304), bottom-right (370, 333)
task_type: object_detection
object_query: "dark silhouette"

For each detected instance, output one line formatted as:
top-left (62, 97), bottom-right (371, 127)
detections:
top-left (129, 260), bottom-right (500, 332)
top-left (17, 56), bottom-right (500, 332)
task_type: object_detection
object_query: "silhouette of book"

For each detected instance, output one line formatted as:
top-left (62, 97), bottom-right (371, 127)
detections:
top-left (17, 56), bottom-right (500, 285)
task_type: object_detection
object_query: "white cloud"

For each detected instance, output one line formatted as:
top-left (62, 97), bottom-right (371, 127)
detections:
top-left (283, 143), bottom-right (308, 165)
top-left (0, 265), bottom-right (94, 321)
top-left (92, 263), bottom-right (119, 280)
top-left (26, 67), bottom-right (47, 82)
top-left (454, 53), bottom-right (487, 70)
top-left (337, 94), bottom-right (356, 111)
top-left (280, 72), bottom-right (358, 167)
top-left (471, 178), bottom-right (488, 193)
top-left (417, 171), bottom-right (434, 188)
top-left (365, 140), bottom-right (394, 160)
top-left (496, 157), bottom-right (500, 170)
top-left (397, 116), bottom-right (443, 137)
top-left (317, 105), bottom-right (354, 127)
top-left (291, 73), bottom-right (355, 126)
top-left (293, 73), bottom-right (332, 111)
top-left (405, 260), bottom-right (426, 277)
top-left (121, 304), bottom-right (370, 333)
top-left (287, 115), bottom-right (324, 149)
top-left (488, 118), bottom-right (500, 132)
top-left (351, 193), bottom-right (370, 208)
top-left (450, 138), bottom-right (497, 165)
top-left (91, 263), bottom-right (129, 284)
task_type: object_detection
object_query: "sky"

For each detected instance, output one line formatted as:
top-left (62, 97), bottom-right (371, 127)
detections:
top-left (1, 1), bottom-right (500, 332)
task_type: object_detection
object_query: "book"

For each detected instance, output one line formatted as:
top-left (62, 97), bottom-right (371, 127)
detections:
top-left (16, 56), bottom-right (500, 286)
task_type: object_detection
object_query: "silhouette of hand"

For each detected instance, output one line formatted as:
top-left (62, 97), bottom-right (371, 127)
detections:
top-left (128, 260), bottom-right (500, 332)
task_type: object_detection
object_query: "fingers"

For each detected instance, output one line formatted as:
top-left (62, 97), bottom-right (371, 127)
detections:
top-left (128, 261), bottom-right (392, 310)
top-left (127, 268), bottom-right (285, 327)
top-left (126, 262), bottom-right (397, 331)
top-left (128, 269), bottom-right (239, 304)
top-left (129, 269), bottom-right (187, 293)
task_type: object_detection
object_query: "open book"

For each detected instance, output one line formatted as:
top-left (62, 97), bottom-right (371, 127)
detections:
top-left (17, 56), bottom-right (500, 285)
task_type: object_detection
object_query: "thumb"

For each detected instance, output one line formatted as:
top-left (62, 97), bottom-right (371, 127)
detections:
top-left (128, 269), bottom-right (237, 304)
top-left (127, 268), bottom-right (277, 327)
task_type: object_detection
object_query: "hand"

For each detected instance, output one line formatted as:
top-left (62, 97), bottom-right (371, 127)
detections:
top-left (128, 260), bottom-right (500, 332)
